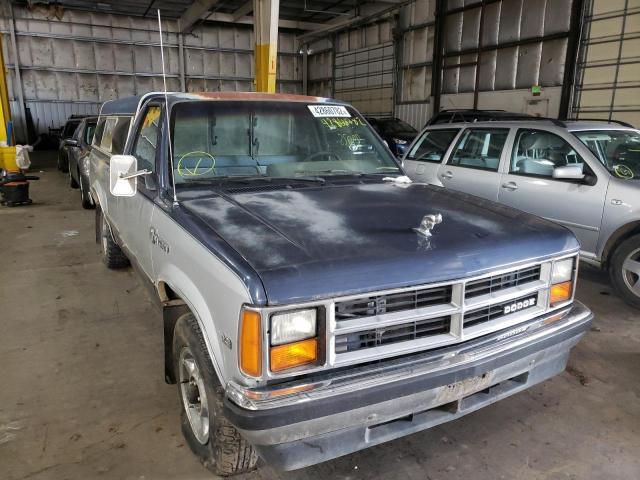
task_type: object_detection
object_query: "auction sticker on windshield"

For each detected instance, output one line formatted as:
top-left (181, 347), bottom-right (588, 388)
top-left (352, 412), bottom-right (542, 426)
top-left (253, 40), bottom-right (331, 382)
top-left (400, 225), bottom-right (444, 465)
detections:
top-left (308, 105), bottom-right (351, 117)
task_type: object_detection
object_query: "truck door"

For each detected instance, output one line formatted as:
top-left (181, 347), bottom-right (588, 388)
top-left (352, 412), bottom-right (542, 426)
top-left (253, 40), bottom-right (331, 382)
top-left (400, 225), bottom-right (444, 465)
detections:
top-left (403, 128), bottom-right (461, 185)
top-left (497, 128), bottom-right (608, 256)
top-left (117, 106), bottom-right (161, 279)
top-left (436, 127), bottom-right (510, 202)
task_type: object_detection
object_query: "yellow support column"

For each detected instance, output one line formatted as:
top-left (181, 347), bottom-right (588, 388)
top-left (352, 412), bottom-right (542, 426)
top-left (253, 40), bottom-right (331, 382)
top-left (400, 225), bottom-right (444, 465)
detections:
top-left (0, 29), bottom-right (18, 173)
top-left (0, 32), bottom-right (11, 145)
top-left (253, 0), bottom-right (280, 93)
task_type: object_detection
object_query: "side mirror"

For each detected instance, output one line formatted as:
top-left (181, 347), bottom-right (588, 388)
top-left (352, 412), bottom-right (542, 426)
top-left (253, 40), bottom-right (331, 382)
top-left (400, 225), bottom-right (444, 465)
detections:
top-left (64, 138), bottom-right (78, 147)
top-left (110, 155), bottom-right (150, 197)
top-left (552, 165), bottom-right (585, 181)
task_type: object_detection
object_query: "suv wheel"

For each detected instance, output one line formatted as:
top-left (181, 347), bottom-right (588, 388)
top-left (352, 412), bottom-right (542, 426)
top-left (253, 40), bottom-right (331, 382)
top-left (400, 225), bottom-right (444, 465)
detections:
top-left (610, 234), bottom-right (640, 309)
top-left (98, 210), bottom-right (129, 269)
top-left (79, 174), bottom-right (95, 210)
top-left (173, 314), bottom-right (258, 476)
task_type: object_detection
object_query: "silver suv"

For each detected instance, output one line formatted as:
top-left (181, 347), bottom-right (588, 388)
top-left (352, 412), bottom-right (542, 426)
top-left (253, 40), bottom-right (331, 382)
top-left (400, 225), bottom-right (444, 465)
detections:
top-left (404, 119), bottom-right (640, 308)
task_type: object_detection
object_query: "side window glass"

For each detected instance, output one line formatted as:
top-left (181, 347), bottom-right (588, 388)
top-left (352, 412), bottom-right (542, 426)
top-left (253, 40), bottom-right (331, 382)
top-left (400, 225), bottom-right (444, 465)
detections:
top-left (449, 128), bottom-right (508, 171)
top-left (85, 124), bottom-right (96, 145)
top-left (111, 117), bottom-right (131, 155)
top-left (406, 129), bottom-right (459, 162)
top-left (99, 117), bottom-right (118, 152)
top-left (511, 129), bottom-right (584, 178)
top-left (133, 107), bottom-right (161, 173)
top-left (92, 118), bottom-right (106, 147)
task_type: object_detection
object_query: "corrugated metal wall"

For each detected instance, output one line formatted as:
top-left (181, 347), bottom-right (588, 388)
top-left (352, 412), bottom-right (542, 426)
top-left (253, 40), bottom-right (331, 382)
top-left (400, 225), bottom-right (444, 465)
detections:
top-left (306, 0), bottom-right (436, 127)
top-left (441, 0), bottom-right (571, 94)
top-left (571, 0), bottom-right (640, 126)
top-left (435, 0), bottom-right (574, 117)
top-left (0, 5), bottom-right (302, 140)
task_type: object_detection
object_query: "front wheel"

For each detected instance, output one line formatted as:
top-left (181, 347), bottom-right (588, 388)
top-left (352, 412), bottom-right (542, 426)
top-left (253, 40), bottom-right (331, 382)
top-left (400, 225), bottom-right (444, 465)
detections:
top-left (58, 153), bottom-right (69, 173)
top-left (173, 314), bottom-right (258, 476)
top-left (98, 210), bottom-right (129, 269)
top-left (79, 174), bottom-right (95, 209)
top-left (609, 234), bottom-right (640, 309)
top-left (69, 168), bottom-right (79, 189)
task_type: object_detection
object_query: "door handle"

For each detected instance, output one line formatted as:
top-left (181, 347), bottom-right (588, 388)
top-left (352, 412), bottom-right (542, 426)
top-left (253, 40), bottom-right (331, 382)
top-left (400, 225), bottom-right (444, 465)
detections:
top-left (441, 171), bottom-right (453, 179)
top-left (501, 181), bottom-right (518, 191)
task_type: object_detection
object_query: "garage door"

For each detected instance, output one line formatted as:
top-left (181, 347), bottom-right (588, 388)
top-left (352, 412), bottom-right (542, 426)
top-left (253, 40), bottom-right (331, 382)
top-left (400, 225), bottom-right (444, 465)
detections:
top-left (334, 42), bottom-right (395, 117)
top-left (571, 0), bottom-right (640, 126)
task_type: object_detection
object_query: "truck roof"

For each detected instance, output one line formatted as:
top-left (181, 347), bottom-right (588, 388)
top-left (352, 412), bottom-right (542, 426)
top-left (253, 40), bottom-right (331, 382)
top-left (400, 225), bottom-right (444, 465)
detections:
top-left (99, 91), bottom-right (337, 116)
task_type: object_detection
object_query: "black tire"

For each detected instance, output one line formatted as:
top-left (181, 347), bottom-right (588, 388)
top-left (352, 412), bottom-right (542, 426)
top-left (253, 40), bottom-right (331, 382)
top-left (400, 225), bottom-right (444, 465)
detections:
top-left (173, 314), bottom-right (258, 476)
top-left (69, 168), bottom-right (79, 189)
top-left (98, 210), bottom-right (129, 269)
top-left (609, 234), bottom-right (640, 309)
top-left (79, 174), bottom-right (95, 210)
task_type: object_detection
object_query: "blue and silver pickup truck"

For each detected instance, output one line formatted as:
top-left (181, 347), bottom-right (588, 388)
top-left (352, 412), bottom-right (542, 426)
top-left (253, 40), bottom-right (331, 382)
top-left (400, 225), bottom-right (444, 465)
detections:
top-left (89, 92), bottom-right (593, 476)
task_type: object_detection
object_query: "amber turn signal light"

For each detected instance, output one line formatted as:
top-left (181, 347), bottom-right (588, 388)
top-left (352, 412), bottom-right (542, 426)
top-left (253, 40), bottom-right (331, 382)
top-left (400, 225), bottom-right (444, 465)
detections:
top-left (270, 338), bottom-right (318, 373)
top-left (240, 310), bottom-right (262, 377)
top-left (550, 281), bottom-right (573, 306)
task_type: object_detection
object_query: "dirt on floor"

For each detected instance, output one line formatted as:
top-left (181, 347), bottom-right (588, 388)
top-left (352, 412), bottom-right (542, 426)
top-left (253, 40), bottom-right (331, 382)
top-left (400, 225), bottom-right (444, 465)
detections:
top-left (1, 152), bottom-right (639, 480)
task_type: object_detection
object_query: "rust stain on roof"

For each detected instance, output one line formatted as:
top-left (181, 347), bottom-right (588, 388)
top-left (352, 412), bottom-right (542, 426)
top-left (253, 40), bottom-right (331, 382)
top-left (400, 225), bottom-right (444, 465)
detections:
top-left (190, 91), bottom-right (329, 102)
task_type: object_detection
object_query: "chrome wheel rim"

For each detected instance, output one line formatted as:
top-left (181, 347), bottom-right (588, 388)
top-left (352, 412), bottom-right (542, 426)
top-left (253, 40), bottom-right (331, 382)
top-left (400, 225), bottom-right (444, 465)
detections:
top-left (179, 348), bottom-right (210, 445)
top-left (622, 247), bottom-right (640, 298)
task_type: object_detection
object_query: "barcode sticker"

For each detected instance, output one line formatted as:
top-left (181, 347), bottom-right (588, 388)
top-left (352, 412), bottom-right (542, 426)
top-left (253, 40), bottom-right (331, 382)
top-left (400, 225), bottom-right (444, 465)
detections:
top-left (308, 105), bottom-right (351, 118)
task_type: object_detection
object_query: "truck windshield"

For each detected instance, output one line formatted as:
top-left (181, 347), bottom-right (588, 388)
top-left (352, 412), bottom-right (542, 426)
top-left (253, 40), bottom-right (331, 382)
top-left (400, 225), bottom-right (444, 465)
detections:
top-left (170, 101), bottom-right (400, 183)
top-left (574, 129), bottom-right (640, 180)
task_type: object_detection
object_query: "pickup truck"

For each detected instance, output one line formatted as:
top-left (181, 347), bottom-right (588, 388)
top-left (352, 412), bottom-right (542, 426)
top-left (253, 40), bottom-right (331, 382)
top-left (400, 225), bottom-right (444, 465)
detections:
top-left (89, 92), bottom-right (593, 476)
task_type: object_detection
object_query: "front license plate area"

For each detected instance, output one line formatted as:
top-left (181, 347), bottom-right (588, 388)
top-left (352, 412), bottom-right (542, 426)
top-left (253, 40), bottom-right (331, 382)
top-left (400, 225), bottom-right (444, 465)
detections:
top-left (437, 371), bottom-right (495, 404)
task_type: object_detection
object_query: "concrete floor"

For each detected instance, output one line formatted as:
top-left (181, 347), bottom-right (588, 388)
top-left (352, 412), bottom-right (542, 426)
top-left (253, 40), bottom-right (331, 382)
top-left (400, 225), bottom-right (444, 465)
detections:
top-left (1, 152), bottom-right (639, 480)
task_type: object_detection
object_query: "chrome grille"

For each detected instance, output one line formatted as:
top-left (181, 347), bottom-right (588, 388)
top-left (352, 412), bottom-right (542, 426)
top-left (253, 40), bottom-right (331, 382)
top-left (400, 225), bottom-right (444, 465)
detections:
top-left (335, 316), bottom-right (451, 353)
top-left (464, 265), bottom-right (541, 299)
top-left (464, 293), bottom-right (540, 328)
top-left (335, 285), bottom-right (452, 321)
top-left (330, 258), bottom-right (561, 364)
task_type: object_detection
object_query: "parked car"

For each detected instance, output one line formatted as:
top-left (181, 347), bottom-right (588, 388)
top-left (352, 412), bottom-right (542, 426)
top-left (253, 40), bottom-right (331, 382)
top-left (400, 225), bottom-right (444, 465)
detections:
top-left (91, 92), bottom-right (592, 475)
top-left (65, 116), bottom-right (98, 209)
top-left (426, 109), bottom-right (535, 126)
top-left (404, 119), bottom-right (640, 308)
top-left (366, 116), bottom-right (418, 156)
top-left (57, 115), bottom-right (87, 172)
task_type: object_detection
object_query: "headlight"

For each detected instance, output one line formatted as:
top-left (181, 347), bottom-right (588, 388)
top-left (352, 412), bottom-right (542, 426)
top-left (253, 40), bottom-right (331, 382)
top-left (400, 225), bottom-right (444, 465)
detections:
top-left (552, 258), bottom-right (574, 284)
top-left (392, 137), bottom-right (408, 145)
top-left (550, 257), bottom-right (575, 306)
top-left (271, 309), bottom-right (317, 346)
top-left (270, 309), bottom-right (319, 373)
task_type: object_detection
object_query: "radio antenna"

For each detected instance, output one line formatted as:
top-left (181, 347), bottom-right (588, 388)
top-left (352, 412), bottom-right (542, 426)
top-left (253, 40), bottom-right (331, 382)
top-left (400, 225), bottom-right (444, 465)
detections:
top-left (157, 9), bottom-right (178, 204)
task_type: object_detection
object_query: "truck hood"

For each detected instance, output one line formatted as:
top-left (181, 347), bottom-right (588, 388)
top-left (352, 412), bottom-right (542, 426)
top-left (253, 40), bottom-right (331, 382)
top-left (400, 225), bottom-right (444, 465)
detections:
top-left (180, 182), bottom-right (579, 305)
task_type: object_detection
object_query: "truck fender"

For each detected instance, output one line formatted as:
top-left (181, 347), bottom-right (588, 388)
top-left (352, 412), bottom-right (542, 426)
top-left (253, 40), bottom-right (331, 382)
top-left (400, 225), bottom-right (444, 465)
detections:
top-left (156, 272), bottom-right (226, 386)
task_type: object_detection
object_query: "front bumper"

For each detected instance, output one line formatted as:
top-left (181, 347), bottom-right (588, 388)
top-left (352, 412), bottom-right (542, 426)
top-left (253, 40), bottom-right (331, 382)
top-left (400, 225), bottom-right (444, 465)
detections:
top-left (224, 302), bottom-right (592, 471)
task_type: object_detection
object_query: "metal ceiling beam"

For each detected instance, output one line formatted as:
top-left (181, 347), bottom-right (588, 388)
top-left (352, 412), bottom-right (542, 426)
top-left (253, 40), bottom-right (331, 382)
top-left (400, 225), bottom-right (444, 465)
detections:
top-left (232, 0), bottom-right (253, 21)
top-left (298, 0), bottom-right (411, 42)
top-left (179, 0), bottom-right (221, 33)
top-left (206, 12), bottom-right (324, 31)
